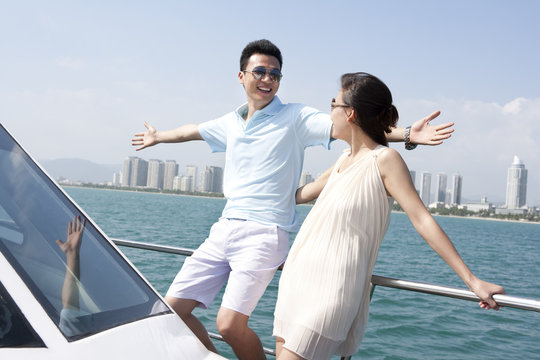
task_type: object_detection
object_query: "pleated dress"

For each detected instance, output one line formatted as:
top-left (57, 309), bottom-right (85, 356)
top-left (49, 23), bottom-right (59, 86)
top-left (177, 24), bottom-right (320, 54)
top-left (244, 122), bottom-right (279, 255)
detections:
top-left (273, 146), bottom-right (393, 359)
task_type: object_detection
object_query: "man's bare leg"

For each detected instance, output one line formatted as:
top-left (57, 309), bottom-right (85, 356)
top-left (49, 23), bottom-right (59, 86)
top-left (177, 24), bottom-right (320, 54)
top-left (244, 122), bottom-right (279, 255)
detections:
top-left (165, 296), bottom-right (217, 352)
top-left (217, 307), bottom-right (265, 360)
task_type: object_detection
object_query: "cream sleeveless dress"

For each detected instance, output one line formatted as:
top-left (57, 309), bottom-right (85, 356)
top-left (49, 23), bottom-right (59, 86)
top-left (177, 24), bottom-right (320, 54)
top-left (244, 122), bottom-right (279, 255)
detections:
top-left (273, 146), bottom-right (393, 359)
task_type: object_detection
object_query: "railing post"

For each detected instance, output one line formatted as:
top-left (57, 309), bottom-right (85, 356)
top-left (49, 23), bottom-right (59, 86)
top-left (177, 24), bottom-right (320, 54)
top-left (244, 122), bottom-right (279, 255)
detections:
top-left (369, 283), bottom-right (377, 300)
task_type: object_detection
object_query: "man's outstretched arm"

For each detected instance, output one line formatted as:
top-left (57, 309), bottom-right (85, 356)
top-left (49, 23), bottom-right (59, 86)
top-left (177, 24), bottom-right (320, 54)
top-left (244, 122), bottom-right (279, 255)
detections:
top-left (132, 122), bottom-right (203, 151)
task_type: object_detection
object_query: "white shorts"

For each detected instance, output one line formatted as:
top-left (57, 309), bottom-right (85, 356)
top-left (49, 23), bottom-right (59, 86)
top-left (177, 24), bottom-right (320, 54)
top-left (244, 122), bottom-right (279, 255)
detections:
top-left (166, 218), bottom-right (290, 316)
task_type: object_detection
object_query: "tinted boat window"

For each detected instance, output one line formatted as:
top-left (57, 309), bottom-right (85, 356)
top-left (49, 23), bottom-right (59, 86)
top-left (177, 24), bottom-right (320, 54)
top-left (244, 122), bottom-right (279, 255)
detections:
top-left (0, 281), bottom-right (45, 348)
top-left (0, 124), bottom-right (171, 340)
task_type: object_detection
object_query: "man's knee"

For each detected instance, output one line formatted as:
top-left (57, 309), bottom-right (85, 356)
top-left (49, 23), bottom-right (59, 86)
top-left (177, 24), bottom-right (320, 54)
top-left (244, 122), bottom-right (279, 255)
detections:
top-left (216, 308), bottom-right (249, 341)
top-left (165, 296), bottom-right (199, 319)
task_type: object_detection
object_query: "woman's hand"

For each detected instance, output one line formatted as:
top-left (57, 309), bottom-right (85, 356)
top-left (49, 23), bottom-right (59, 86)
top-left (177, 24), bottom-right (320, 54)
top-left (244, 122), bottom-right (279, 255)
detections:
top-left (468, 277), bottom-right (506, 310)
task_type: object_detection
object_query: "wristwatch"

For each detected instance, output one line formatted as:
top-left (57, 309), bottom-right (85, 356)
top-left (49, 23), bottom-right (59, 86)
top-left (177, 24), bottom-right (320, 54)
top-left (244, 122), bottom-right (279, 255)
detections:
top-left (404, 126), bottom-right (417, 150)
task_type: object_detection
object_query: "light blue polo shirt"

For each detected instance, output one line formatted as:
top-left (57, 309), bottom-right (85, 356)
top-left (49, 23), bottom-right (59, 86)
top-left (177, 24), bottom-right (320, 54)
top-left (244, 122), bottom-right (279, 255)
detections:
top-left (198, 96), bottom-right (332, 232)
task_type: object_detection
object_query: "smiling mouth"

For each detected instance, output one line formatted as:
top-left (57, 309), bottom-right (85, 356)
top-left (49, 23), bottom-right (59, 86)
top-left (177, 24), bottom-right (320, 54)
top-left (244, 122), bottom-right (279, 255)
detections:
top-left (258, 86), bottom-right (272, 93)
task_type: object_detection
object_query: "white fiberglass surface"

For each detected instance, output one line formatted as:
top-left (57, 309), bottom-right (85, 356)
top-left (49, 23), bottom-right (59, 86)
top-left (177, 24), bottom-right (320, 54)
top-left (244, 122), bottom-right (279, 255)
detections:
top-left (0, 124), bottom-right (171, 342)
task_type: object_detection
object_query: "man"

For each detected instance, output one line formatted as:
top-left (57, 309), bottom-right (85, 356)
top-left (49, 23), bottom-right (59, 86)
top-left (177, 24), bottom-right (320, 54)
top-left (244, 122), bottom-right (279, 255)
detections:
top-left (132, 39), bottom-right (453, 359)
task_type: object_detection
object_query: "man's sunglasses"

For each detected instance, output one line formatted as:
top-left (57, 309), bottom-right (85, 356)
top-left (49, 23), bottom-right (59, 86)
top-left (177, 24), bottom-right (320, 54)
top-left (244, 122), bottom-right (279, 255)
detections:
top-left (243, 67), bottom-right (283, 83)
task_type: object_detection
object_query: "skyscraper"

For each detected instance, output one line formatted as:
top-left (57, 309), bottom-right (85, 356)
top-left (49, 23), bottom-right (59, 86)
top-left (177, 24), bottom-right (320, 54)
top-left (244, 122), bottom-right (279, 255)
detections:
top-left (420, 172), bottom-right (431, 206)
top-left (185, 165), bottom-right (198, 192)
top-left (451, 173), bottom-right (462, 205)
top-left (211, 166), bottom-right (223, 193)
top-left (163, 160), bottom-right (179, 190)
top-left (177, 176), bottom-right (192, 192)
top-left (200, 166), bottom-right (223, 193)
top-left (122, 157), bottom-right (148, 187)
top-left (299, 171), bottom-right (314, 187)
top-left (409, 170), bottom-right (416, 189)
top-left (112, 172), bottom-right (121, 187)
top-left (505, 155), bottom-right (527, 209)
top-left (436, 172), bottom-right (447, 204)
top-left (121, 157), bottom-right (134, 187)
top-left (147, 159), bottom-right (164, 189)
top-left (130, 157), bottom-right (148, 187)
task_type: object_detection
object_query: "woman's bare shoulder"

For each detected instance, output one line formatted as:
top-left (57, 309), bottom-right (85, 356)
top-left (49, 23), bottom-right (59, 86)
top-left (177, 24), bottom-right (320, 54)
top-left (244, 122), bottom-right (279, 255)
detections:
top-left (377, 147), bottom-right (403, 163)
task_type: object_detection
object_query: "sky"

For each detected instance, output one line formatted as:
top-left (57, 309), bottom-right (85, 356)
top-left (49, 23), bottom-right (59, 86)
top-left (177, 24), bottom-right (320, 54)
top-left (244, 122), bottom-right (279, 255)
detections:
top-left (1, 0), bottom-right (539, 206)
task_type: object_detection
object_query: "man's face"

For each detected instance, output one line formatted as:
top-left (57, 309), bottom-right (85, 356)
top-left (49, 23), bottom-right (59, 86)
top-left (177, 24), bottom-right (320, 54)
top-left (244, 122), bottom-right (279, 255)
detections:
top-left (238, 53), bottom-right (281, 109)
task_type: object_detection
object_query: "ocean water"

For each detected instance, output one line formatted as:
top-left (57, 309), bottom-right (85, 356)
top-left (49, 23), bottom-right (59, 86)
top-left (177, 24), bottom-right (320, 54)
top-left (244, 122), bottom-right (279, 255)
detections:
top-left (65, 187), bottom-right (540, 360)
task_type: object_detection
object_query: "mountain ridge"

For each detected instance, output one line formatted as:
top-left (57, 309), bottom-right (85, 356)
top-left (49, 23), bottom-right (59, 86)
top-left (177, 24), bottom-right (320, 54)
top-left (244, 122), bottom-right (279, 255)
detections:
top-left (39, 158), bottom-right (120, 184)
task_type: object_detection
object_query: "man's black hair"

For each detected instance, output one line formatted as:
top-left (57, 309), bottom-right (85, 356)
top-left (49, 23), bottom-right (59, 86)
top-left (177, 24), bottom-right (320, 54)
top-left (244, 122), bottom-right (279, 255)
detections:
top-left (240, 39), bottom-right (283, 70)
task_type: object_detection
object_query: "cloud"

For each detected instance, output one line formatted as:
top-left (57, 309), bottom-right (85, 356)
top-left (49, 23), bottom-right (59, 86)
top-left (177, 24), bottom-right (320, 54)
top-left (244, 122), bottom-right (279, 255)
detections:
top-left (502, 97), bottom-right (527, 114)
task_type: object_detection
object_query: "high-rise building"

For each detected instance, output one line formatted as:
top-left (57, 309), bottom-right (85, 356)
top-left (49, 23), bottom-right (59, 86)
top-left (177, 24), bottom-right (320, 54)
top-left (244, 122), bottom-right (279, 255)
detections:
top-left (409, 170), bottom-right (416, 189)
top-left (199, 169), bottom-right (211, 192)
top-left (176, 176), bottom-right (192, 192)
top-left (121, 157), bottom-right (134, 187)
top-left (199, 166), bottom-right (223, 193)
top-left (131, 157), bottom-right (148, 187)
top-left (122, 157), bottom-right (148, 187)
top-left (147, 159), bottom-right (164, 189)
top-left (211, 166), bottom-right (223, 193)
top-left (445, 189), bottom-right (452, 205)
top-left (185, 165), bottom-right (198, 192)
top-left (172, 176), bottom-right (181, 191)
top-left (505, 155), bottom-right (527, 209)
top-left (112, 172), bottom-right (121, 187)
top-left (420, 172), bottom-right (431, 206)
top-left (163, 160), bottom-right (179, 190)
top-left (299, 171), bottom-right (314, 187)
top-left (451, 173), bottom-right (462, 205)
top-left (436, 172), bottom-right (447, 204)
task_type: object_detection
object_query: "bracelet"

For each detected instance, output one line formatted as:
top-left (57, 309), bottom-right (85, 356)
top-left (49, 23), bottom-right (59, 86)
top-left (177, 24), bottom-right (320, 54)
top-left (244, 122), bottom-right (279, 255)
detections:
top-left (404, 126), bottom-right (417, 150)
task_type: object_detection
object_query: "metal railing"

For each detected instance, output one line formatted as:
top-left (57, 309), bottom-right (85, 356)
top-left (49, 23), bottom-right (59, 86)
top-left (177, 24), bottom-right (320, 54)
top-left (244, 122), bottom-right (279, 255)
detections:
top-left (112, 238), bottom-right (540, 358)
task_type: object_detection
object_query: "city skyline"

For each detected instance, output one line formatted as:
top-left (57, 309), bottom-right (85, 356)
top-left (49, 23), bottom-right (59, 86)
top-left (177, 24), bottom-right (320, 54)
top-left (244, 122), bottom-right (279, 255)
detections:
top-left (43, 151), bottom-right (535, 207)
top-left (120, 156), bottom-right (223, 193)
top-left (113, 156), bottom-right (519, 209)
top-left (1, 2), bottom-right (539, 205)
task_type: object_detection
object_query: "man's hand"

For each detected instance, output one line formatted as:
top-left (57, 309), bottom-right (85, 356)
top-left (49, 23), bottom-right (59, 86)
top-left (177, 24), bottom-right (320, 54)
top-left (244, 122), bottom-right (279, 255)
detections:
top-left (132, 122), bottom-right (158, 151)
top-left (409, 111), bottom-right (454, 145)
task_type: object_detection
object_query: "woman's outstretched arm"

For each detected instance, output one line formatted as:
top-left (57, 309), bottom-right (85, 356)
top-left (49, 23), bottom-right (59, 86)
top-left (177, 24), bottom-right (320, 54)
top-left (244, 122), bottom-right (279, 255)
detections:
top-left (377, 148), bottom-right (505, 310)
top-left (295, 165), bottom-right (334, 204)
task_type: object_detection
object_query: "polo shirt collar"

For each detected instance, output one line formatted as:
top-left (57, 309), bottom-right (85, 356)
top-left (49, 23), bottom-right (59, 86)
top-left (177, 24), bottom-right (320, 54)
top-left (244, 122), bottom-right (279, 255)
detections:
top-left (235, 96), bottom-right (283, 119)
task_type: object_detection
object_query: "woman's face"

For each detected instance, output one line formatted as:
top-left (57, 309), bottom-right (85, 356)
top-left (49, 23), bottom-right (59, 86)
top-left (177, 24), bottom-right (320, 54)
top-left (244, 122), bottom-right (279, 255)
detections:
top-left (330, 91), bottom-right (352, 141)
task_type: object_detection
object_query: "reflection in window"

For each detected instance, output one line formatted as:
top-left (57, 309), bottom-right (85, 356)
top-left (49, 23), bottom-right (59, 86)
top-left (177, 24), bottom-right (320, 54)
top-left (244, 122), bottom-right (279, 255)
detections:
top-left (0, 125), bottom-right (171, 340)
top-left (0, 281), bottom-right (44, 348)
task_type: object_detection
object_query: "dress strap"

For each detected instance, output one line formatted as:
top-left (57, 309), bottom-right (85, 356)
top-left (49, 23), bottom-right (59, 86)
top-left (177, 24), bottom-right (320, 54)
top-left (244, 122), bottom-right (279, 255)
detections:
top-left (371, 145), bottom-right (389, 158)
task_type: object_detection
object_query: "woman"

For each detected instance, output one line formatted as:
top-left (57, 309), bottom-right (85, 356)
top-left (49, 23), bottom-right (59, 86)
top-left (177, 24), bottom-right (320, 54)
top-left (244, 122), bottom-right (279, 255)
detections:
top-left (273, 72), bottom-right (505, 360)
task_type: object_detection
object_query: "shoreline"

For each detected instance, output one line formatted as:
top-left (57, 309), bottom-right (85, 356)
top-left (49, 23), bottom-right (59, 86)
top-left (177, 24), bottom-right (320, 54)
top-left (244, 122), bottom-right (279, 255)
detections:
top-left (62, 184), bottom-right (226, 201)
top-left (392, 210), bottom-right (540, 225)
top-left (438, 213), bottom-right (540, 225)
